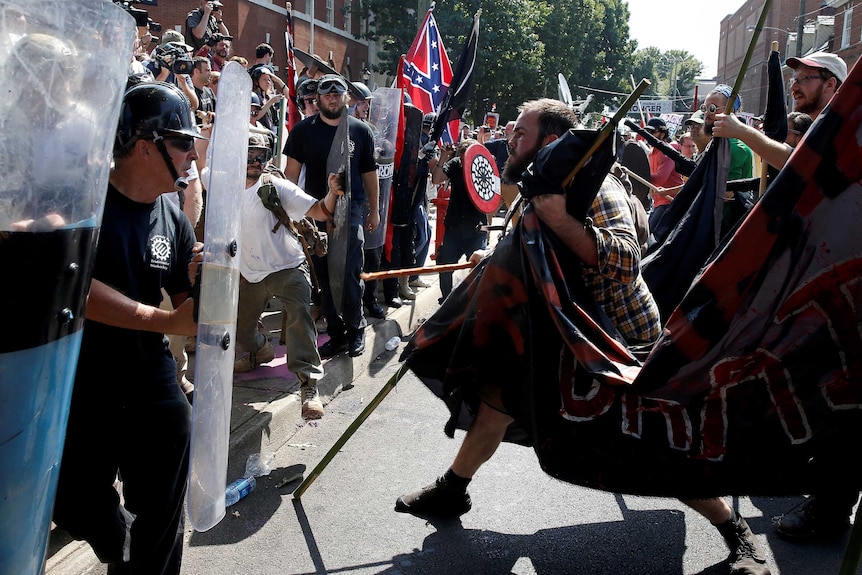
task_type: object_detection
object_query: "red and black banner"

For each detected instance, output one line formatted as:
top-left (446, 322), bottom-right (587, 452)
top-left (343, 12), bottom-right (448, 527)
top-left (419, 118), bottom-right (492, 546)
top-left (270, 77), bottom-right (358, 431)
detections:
top-left (404, 59), bottom-right (862, 498)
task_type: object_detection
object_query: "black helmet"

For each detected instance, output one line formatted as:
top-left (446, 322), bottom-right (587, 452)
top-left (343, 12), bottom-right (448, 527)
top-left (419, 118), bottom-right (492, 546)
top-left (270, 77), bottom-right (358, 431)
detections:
top-left (422, 112), bottom-right (437, 126)
top-left (296, 77), bottom-right (318, 100)
top-left (351, 81), bottom-right (372, 101)
top-left (116, 82), bottom-right (203, 150)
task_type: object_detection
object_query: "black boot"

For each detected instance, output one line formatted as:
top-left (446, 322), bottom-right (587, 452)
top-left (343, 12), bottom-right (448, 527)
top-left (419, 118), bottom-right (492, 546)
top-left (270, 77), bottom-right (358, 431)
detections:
top-left (395, 469), bottom-right (472, 519)
top-left (775, 496), bottom-right (852, 541)
top-left (716, 511), bottom-right (771, 575)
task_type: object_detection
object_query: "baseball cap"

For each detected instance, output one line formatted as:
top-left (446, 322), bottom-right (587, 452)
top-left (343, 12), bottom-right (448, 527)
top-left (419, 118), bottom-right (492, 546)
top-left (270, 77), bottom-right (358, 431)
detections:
top-left (159, 29), bottom-right (186, 48)
top-left (685, 110), bottom-right (705, 125)
top-left (645, 117), bottom-right (667, 131)
top-left (786, 50), bottom-right (847, 83)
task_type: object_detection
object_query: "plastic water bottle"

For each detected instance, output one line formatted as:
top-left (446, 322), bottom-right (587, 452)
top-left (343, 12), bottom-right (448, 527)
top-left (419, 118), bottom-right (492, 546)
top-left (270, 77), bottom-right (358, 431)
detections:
top-left (385, 336), bottom-right (401, 351)
top-left (224, 475), bottom-right (256, 507)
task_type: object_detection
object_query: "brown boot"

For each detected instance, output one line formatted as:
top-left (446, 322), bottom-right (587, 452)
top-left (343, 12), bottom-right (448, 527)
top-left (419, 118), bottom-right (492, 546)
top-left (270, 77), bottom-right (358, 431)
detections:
top-left (234, 341), bottom-right (275, 373)
top-left (716, 511), bottom-right (771, 575)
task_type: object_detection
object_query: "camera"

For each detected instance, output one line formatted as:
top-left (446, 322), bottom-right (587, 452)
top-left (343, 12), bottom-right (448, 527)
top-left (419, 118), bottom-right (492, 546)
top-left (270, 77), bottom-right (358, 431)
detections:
top-left (154, 43), bottom-right (194, 76)
top-left (147, 18), bottom-right (162, 33)
top-left (113, 0), bottom-right (158, 28)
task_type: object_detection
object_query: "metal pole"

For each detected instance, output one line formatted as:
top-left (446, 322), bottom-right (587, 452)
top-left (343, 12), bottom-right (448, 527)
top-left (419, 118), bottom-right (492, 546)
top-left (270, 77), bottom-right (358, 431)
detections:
top-left (796, 0), bottom-right (805, 57)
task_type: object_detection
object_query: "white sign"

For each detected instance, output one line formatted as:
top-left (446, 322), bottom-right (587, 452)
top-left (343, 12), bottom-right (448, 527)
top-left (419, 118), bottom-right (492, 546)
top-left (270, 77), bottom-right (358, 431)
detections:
top-left (632, 100), bottom-right (673, 114)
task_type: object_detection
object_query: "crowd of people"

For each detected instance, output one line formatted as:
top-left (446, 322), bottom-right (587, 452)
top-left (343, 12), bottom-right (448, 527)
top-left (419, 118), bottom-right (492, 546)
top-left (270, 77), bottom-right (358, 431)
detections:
top-left (34, 8), bottom-right (854, 574)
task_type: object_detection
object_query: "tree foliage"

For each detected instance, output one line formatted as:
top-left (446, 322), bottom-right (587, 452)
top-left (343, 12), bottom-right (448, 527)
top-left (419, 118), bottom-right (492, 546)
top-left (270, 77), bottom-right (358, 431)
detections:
top-left (350, 0), bottom-right (702, 123)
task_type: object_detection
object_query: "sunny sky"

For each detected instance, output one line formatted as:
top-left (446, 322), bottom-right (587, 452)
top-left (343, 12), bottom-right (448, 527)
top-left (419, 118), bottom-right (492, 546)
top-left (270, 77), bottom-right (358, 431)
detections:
top-left (627, 0), bottom-right (749, 78)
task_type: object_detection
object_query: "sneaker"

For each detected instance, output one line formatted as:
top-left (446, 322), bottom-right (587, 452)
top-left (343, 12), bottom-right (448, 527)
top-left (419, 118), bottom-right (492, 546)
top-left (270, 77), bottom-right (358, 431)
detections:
top-left (716, 512), bottom-right (771, 575)
top-left (184, 336), bottom-right (197, 354)
top-left (318, 337), bottom-right (347, 359)
top-left (409, 278), bottom-right (431, 288)
top-left (234, 341), bottom-right (275, 373)
top-left (394, 476), bottom-right (472, 519)
top-left (348, 331), bottom-right (366, 357)
top-left (385, 296), bottom-right (403, 309)
top-left (774, 496), bottom-right (852, 541)
top-left (399, 277), bottom-right (417, 300)
top-left (301, 384), bottom-right (324, 420)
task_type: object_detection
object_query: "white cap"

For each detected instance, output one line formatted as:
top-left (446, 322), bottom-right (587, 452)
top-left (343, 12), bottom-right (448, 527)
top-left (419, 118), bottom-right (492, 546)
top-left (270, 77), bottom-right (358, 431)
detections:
top-left (787, 51), bottom-right (848, 83)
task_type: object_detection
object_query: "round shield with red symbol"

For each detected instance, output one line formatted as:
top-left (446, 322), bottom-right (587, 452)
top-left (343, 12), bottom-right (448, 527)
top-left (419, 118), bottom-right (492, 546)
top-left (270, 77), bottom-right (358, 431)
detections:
top-left (462, 143), bottom-right (501, 214)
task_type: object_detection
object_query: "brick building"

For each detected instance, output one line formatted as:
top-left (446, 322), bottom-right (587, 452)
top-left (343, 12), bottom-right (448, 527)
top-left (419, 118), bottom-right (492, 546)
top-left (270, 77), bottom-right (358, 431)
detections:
top-left (141, 0), bottom-right (378, 86)
top-left (717, 0), bottom-right (859, 116)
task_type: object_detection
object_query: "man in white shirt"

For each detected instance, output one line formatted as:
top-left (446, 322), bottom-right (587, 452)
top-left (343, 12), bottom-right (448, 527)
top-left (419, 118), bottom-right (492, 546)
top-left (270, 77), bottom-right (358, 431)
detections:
top-left (235, 133), bottom-right (340, 420)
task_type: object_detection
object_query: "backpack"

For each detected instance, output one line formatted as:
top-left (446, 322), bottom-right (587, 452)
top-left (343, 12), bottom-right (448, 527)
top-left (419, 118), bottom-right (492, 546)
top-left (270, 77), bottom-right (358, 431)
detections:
top-left (258, 172), bottom-right (328, 257)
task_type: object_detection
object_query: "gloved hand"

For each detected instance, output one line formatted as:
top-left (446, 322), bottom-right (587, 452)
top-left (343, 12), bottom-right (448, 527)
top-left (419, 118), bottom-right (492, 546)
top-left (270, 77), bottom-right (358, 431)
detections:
top-left (417, 140), bottom-right (438, 161)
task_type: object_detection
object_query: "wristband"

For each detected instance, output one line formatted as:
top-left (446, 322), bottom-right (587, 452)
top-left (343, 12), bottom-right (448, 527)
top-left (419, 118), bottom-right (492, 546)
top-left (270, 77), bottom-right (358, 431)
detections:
top-left (318, 197), bottom-right (334, 219)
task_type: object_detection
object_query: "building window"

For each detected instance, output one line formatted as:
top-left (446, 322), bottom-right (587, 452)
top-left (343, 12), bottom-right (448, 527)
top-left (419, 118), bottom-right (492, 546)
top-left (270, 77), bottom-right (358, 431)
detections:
top-left (326, 0), bottom-right (334, 26)
top-left (344, 2), bottom-right (351, 32)
top-left (841, 6), bottom-right (852, 49)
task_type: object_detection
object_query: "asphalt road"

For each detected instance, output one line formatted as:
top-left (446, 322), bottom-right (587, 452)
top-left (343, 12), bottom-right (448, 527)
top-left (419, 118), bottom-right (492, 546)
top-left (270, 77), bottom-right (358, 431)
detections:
top-left (175, 366), bottom-right (852, 575)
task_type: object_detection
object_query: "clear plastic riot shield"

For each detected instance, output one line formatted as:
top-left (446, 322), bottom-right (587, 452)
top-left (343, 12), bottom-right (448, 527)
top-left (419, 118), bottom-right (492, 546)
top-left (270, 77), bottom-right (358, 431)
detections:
top-left (0, 2), bottom-right (135, 574)
top-left (364, 87), bottom-right (401, 249)
top-left (187, 61), bottom-right (250, 532)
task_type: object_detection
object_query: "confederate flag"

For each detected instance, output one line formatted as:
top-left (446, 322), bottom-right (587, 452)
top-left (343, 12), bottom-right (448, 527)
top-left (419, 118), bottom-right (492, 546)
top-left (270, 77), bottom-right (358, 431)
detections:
top-left (398, 3), bottom-right (456, 143)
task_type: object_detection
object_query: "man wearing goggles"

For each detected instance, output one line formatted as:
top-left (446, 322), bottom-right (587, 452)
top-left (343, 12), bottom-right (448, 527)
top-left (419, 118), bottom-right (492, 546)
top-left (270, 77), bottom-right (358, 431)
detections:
top-left (236, 132), bottom-right (341, 420)
top-left (283, 73), bottom-right (380, 359)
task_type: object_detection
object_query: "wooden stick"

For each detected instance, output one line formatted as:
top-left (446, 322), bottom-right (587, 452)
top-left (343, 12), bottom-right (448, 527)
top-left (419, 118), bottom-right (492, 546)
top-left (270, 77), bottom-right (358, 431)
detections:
top-left (360, 261), bottom-right (475, 281)
top-left (293, 363), bottom-right (411, 498)
top-left (618, 165), bottom-right (659, 192)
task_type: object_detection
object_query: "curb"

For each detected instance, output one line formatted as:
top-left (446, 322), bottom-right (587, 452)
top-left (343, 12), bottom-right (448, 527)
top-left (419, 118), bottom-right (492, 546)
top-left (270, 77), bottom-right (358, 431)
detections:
top-left (44, 274), bottom-right (446, 575)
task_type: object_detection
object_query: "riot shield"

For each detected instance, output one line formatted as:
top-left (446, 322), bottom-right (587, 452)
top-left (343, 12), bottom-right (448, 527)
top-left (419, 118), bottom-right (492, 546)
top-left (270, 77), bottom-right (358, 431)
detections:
top-left (364, 87), bottom-right (401, 249)
top-left (326, 109), bottom-right (351, 315)
top-left (187, 62), bottom-right (250, 532)
top-left (462, 143), bottom-right (501, 214)
top-left (0, 3), bottom-right (135, 573)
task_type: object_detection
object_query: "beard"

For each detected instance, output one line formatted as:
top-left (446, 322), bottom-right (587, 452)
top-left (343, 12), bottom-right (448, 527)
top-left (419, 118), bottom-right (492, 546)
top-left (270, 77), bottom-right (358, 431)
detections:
top-left (502, 141), bottom-right (540, 183)
top-left (793, 87), bottom-right (822, 115)
top-left (320, 103), bottom-right (343, 120)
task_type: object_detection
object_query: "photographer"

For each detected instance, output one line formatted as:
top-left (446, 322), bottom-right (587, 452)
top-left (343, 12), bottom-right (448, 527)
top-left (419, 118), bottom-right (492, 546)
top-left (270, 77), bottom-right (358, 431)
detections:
top-left (146, 41), bottom-right (198, 110)
top-left (186, 0), bottom-right (230, 52)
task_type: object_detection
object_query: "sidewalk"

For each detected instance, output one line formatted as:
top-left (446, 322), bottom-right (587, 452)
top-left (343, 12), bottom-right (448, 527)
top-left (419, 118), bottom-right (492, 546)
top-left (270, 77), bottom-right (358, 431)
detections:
top-left (44, 268), bottom-right (452, 575)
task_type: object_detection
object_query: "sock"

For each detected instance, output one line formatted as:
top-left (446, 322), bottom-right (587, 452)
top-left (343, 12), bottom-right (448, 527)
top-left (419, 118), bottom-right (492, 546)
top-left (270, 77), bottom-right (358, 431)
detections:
top-left (442, 468), bottom-right (471, 492)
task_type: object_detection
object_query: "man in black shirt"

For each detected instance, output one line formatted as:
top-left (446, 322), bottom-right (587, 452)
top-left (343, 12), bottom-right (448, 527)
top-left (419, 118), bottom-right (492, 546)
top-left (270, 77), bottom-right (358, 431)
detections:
top-left (52, 82), bottom-right (204, 574)
top-left (284, 74), bottom-right (379, 357)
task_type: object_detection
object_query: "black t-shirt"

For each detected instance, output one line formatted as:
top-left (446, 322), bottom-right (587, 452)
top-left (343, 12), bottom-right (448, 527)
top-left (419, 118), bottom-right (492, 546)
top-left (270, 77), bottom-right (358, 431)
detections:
top-left (483, 139), bottom-right (509, 173)
top-left (185, 9), bottom-right (219, 52)
top-left (284, 114), bottom-right (377, 203)
top-left (194, 85), bottom-right (216, 126)
top-left (442, 156), bottom-right (487, 232)
top-left (76, 185), bottom-right (195, 381)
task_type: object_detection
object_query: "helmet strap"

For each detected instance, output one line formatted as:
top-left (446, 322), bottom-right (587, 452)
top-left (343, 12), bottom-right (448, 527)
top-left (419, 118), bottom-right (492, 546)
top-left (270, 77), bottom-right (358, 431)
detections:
top-left (151, 131), bottom-right (188, 204)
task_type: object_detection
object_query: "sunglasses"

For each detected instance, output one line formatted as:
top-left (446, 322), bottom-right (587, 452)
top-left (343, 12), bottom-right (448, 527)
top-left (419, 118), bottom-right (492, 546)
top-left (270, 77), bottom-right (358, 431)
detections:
top-left (165, 137), bottom-right (196, 152)
top-left (700, 103), bottom-right (719, 114)
top-left (302, 97), bottom-right (317, 106)
top-left (247, 150), bottom-right (272, 164)
top-left (318, 79), bottom-right (347, 95)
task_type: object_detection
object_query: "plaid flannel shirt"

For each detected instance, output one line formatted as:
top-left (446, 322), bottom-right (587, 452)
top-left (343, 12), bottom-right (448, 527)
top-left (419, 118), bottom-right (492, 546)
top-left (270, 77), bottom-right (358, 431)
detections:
top-left (582, 177), bottom-right (661, 345)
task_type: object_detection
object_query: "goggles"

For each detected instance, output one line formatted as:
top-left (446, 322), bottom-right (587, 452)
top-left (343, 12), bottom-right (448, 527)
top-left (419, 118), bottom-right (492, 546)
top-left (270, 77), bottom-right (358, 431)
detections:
top-left (700, 103), bottom-right (719, 114)
top-left (318, 78), bottom-right (347, 95)
top-left (247, 149), bottom-right (272, 165)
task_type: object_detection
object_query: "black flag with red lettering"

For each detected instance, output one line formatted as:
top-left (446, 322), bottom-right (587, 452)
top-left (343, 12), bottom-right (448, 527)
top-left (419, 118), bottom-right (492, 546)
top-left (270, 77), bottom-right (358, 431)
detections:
top-left (403, 59), bottom-right (862, 498)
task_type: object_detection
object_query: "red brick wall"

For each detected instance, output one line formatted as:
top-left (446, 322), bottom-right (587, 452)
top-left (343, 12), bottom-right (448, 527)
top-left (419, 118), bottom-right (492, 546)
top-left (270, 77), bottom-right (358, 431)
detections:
top-left (142, 1), bottom-right (370, 83)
